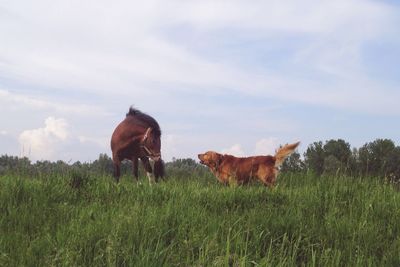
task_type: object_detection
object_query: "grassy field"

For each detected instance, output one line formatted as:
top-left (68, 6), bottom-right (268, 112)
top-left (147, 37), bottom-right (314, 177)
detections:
top-left (1, 172), bottom-right (400, 266)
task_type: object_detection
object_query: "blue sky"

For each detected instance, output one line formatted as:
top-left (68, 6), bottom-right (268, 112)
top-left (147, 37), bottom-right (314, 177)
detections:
top-left (1, 0), bottom-right (400, 162)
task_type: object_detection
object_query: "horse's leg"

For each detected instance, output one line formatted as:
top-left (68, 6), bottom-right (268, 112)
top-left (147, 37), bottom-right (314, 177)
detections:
top-left (112, 156), bottom-right (121, 183)
top-left (132, 157), bottom-right (139, 181)
top-left (140, 157), bottom-right (155, 183)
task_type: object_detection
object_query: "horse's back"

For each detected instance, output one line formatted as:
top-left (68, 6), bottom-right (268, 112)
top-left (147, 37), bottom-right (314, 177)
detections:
top-left (111, 117), bottom-right (141, 154)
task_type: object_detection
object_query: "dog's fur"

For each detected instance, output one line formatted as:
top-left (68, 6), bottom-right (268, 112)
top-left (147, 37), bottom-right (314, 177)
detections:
top-left (198, 142), bottom-right (300, 187)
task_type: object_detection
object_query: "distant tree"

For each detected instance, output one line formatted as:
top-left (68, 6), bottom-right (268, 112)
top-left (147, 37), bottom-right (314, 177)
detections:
top-left (304, 141), bottom-right (325, 175)
top-left (55, 160), bottom-right (69, 173)
top-left (348, 148), bottom-right (359, 175)
top-left (1, 138), bottom-right (399, 184)
top-left (386, 147), bottom-right (400, 184)
top-left (34, 160), bottom-right (56, 175)
top-left (0, 155), bottom-right (31, 174)
top-left (281, 151), bottom-right (305, 173)
top-left (168, 158), bottom-right (198, 168)
top-left (91, 153), bottom-right (114, 175)
top-left (72, 161), bottom-right (82, 169)
top-left (322, 139), bottom-right (352, 174)
top-left (358, 139), bottom-right (396, 177)
top-left (323, 139), bottom-right (351, 165)
top-left (323, 155), bottom-right (342, 175)
top-left (165, 158), bottom-right (209, 179)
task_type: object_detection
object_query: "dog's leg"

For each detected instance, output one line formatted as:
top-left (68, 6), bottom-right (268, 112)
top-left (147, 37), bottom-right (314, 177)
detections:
top-left (262, 173), bottom-right (277, 188)
top-left (257, 166), bottom-right (277, 188)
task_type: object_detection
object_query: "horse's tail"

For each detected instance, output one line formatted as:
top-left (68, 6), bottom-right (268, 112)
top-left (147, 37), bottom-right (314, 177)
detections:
top-left (154, 159), bottom-right (165, 179)
top-left (274, 142), bottom-right (300, 168)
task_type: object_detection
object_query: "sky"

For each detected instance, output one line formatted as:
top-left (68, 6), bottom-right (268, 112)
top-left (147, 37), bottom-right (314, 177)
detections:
top-left (1, 0), bottom-right (400, 163)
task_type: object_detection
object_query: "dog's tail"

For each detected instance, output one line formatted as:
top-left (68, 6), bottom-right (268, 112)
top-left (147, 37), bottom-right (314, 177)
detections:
top-left (274, 142), bottom-right (300, 168)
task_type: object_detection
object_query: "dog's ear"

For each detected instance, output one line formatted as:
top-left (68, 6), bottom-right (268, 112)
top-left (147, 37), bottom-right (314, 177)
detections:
top-left (218, 154), bottom-right (224, 165)
top-left (214, 153), bottom-right (224, 166)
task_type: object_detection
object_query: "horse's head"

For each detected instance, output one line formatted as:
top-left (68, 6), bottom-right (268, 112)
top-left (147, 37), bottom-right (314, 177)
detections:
top-left (141, 127), bottom-right (162, 161)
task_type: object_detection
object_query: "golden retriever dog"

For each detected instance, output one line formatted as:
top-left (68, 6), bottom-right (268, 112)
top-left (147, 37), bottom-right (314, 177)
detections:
top-left (198, 142), bottom-right (300, 187)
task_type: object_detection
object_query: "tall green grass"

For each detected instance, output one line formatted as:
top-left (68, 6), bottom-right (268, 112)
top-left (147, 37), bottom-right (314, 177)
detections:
top-left (0, 173), bottom-right (399, 266)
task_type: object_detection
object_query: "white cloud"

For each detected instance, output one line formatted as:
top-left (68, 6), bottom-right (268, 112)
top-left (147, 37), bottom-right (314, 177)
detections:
top-left (0, 89), bottom-right (110, 116)
top-left (0, 130), bottom-right (7, 135)
top-left (19, 117), bottom-right (69, 161)
top-left (210, 138), bottom-right (295, 158)
top-left (78, 136), bottom-right (108, 148)
top-left (161, 134), bottom-right (204, 161)
top-left (221, 144), bottom-right (245, 157)
top-left (162, 134), bottom-right (181, 161)
top-left (172, 0), bottom-right (390, 35)
top-left (254, 138), bottom-right (280, 156)
top-left (0, 0), bottom-right (398, 115)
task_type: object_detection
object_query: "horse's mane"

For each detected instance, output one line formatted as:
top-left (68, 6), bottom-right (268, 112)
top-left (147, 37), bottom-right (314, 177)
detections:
top-left (126, 107), bottom-right (161, 137)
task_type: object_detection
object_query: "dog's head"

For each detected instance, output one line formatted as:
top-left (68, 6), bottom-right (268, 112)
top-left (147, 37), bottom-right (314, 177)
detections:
top-left (198, 151), bottom-right (223, 171)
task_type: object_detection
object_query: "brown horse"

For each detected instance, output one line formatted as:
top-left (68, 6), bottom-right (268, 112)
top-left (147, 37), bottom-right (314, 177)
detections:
top-left (111, 107), bottom-right (165, 183)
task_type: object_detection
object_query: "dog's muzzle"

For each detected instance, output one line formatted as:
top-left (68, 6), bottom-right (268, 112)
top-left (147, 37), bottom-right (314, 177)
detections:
top-left (198, 154), bottom-right (204, 163)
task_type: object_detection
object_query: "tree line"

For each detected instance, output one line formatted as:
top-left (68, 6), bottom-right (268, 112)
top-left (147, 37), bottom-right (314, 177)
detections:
top-left (282, 138), bottom-right (400, 183)
top-left (0, 153), bottom-right (211, 179)
top-left (1, 138), bottom-right (399, 183)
